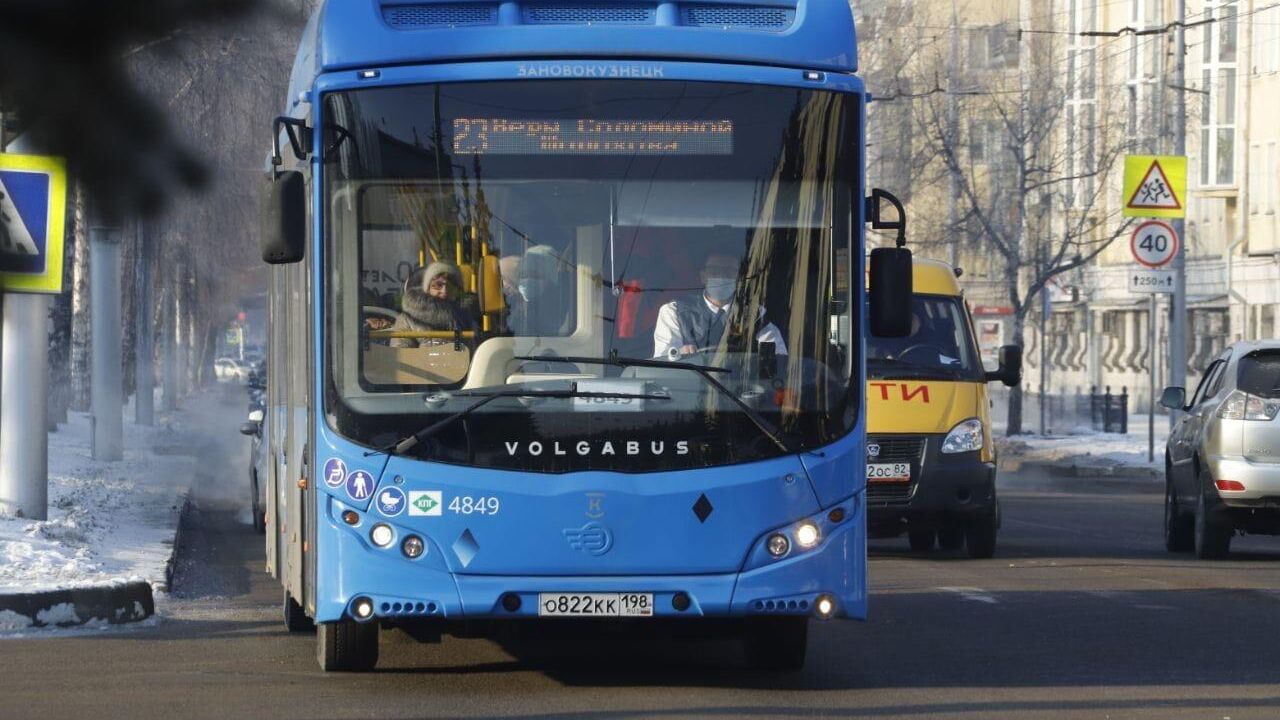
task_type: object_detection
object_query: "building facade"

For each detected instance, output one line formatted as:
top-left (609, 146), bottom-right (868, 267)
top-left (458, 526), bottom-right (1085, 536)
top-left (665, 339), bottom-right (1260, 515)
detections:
top-left (859, 0), bottom-right (1280, 419)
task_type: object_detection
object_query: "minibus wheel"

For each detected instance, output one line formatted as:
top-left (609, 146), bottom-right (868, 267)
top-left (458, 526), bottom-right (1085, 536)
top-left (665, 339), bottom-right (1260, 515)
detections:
top-left (964, 511), bottom-right (998, 559)
top-left (907, 530), bottom-right (936, 552)
top-left (937, 526), bottom-right (964, 551)
top-left (317, 619), bottom-right (379, 672)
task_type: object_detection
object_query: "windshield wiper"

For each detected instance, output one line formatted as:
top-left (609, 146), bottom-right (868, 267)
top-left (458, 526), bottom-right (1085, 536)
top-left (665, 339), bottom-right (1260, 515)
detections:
top-left (364, 389), bottom-right (669, 457)
top-left (518, 355), bottom-right (795, 455)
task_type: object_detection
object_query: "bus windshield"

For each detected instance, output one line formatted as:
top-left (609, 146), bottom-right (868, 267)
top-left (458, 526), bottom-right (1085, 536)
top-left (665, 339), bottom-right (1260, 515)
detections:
top-left (866, 295), bottom-right (983, 382)
top-left (323, 80), bottom-right (856, 472)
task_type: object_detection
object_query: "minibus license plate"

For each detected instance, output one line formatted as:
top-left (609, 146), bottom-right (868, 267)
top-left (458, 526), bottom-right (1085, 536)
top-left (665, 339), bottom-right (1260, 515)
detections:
top-left (538, 593), bottom-right (653, 617)
top-left (867, 463), bottom-right (911, 483)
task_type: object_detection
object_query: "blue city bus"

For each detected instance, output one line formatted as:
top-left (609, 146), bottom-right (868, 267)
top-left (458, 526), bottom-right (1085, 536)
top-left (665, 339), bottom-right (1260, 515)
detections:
top-left (260, 0), bottom-right (912, 671)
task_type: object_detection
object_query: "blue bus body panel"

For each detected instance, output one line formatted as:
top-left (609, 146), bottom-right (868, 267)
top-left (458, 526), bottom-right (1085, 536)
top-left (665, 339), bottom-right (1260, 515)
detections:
top-left (307, 56), bottom-right (868, 623)
top-left (300, 0), bottom-right (855, 84)
top-left (314, 422), bottom-right (866, 621)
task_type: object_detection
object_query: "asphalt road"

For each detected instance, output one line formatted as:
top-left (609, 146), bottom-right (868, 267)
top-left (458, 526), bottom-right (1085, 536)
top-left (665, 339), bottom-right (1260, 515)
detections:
top-left (7, 471), bottom-right (1280, 719)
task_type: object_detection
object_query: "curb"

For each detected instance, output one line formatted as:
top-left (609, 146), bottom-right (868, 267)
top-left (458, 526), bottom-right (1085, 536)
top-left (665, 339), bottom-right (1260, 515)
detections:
top-left (1000, 459), bottom-right (1162, 495)
top-left (159, 490), bottom-right (194, 594)
top-left (0, 581), bottom-right (154, 630)
top-left (0, 489), bottom-right (192, 632)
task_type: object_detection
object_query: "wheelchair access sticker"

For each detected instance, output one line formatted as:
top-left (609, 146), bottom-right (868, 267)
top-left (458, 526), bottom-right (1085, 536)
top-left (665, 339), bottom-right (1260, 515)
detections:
top-left (376, 486), bottom-right (406, 517)
top-left (323, 458), bottom-right (347, 488)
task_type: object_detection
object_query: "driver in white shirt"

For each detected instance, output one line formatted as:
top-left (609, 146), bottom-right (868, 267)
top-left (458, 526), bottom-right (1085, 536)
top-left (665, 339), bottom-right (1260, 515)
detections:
top-left (652, 254), bottom-right (787, 359)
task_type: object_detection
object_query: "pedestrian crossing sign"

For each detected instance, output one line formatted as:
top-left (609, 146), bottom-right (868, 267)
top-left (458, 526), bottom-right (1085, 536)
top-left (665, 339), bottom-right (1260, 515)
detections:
top-left (1123, 155), bottom-right (1186, 219)
top-left (0, 153), bottom-right (68, 294)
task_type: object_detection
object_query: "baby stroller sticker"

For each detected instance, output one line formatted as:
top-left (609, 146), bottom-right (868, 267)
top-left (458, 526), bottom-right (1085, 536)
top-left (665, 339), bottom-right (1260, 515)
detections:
top-left (376, 487), bottom-right (406, 517)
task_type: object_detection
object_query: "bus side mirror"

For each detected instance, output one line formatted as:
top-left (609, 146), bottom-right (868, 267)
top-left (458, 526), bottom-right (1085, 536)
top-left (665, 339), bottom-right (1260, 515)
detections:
top-left (262, 170), bottom-right (305, 264)
top-left (868, 247), bottom-right (912, 337)
top-left (985, 345), bottom-right (1023, 387)
top-left (866, 189), bottom-right (911, 337)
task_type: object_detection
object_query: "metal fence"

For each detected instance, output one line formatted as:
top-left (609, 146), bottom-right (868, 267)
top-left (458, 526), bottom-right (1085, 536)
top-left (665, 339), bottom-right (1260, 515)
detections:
top-left (988, 386), bottom-right (1131, 435)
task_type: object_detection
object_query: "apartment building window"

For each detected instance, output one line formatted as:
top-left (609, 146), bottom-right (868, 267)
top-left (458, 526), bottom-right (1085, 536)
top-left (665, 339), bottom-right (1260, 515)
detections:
top-left (1067, 0), bottom-right (1098, 206)
top-left (1248, 305), bottom-right (1278, 340)
top-left (1201, 1), bottom-right (1239, 187)
top-left (1254, 4), bottom-right (1280, 74)
top-left (1126, 0), bottom-right (1161, 153)
top-left (969, 119), bottom-right (1004, 164)
top-left (1249, 142), bottom-right (1277, 215)
top-left (1270, 144), bottom-right (1278, 214)
top-left (968, 24), bottom-right (1019, 70)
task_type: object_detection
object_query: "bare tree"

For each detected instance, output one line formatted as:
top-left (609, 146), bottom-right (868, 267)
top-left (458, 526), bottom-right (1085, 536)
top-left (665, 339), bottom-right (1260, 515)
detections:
top-left (911, 22), bottom-right (1132, 434)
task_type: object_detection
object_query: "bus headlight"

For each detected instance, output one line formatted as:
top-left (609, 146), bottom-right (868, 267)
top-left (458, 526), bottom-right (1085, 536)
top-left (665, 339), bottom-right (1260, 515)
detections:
top-left (370, 523), bottom-right (395, 548)
top-left (814, 594), bottom-right (836, 619)
top-left (941, 418), bottom-right (984, 454)
top-left (353, 596), bottom-right (374, 620)
top-left (401, 535), bottom-right (425, 559)
top-left (767, 533), bottom-right (791, 557)
top-left (795, 522), bottom-right (820, 549)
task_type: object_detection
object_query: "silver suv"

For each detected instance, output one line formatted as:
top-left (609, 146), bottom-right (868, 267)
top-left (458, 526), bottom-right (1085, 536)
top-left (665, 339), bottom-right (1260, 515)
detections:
top-left (1161, 342), bottom-right (1280, 559)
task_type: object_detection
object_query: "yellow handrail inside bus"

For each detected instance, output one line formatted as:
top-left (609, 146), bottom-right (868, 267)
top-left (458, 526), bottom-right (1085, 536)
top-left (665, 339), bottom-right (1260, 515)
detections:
top-left (368, 329), bottom-right (478, 340)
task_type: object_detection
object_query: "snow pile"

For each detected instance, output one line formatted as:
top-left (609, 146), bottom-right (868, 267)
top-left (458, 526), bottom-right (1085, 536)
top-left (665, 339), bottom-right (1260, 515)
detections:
top-left (996, 414), bottom-right (1170, 471)
top-left (0, 403), bottom-right (200, 595)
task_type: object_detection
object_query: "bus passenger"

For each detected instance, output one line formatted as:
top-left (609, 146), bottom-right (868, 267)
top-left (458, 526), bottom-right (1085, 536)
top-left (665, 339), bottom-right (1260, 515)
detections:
top-left (499, 255), bottom-right (522, 309)
top-left (652, 254), bottom-right (786, 359)
top-left (389, 261), bottom-right (479, 348)
top-left (509, 244), bottom-right (574, 336)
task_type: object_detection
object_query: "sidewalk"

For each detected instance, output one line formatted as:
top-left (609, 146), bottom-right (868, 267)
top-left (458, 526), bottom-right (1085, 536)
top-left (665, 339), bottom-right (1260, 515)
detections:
top-left (0, 389), bottom-right (242, 632)
top-left (996, 414), bottom-right (1168, 489)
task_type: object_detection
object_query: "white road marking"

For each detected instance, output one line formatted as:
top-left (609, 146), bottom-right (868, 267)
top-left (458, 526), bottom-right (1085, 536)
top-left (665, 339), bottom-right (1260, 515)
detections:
top-left (937, 586), bottom-right (999, 604)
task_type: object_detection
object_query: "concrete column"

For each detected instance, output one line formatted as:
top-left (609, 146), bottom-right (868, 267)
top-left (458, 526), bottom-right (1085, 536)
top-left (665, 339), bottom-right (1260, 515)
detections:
top-left (162, 277), bottom-right (179, 411)
top-left (0, 294), bottom-right (51, 519)
top-left (90, 226), bottom-right (123, 461)
top-left (134, 221), bottom-right (154, 426)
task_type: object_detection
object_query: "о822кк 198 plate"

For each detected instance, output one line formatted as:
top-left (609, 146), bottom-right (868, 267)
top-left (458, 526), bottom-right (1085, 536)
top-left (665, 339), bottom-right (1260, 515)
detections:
top-left (537, 593), bottom-right (654, 617)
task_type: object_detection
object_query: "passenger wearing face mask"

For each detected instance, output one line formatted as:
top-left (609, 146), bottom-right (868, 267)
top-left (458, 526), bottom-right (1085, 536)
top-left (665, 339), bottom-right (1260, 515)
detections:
top-left (509, 244), bottom-right (574, 336)
top-left (652, 253), bottom-right (787, 359)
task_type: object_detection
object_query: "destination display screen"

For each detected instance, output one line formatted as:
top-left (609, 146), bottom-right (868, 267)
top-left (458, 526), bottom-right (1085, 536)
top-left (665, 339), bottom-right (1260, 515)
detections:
top-left (451, 118), bottom-right (734, 156)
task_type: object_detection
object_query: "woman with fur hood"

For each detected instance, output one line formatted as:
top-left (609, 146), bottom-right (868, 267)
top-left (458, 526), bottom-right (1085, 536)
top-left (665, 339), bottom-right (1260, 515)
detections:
top-left (389, 261), bottom-right (479, 348)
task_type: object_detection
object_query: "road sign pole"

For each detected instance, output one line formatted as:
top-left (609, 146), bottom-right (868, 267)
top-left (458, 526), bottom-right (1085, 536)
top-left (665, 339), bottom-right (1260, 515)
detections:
top-left (1149, 294), bottom-right (1156, 464)
top-left (1169, 0), bottom-right (1188, 428)
top-left (90, 223), bottom-right (123, 461)
top-left (0, 134), bottom-right (51, 520)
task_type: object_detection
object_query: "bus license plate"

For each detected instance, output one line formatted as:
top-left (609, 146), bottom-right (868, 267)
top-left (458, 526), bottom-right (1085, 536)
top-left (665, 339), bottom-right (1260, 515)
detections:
top-left (867, 462), bottom-right (911, 483)
top-left (537, 593), bottom-right (654, 617)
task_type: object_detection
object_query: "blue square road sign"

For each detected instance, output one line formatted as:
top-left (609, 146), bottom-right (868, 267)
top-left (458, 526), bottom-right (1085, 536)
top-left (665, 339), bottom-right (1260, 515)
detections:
top-left (0, 153), bottom-right (68, 294)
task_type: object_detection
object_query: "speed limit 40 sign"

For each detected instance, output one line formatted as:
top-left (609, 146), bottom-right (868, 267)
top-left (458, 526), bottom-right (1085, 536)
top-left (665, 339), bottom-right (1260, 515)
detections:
top-left (1130, 220), bottom-right (1178, 268)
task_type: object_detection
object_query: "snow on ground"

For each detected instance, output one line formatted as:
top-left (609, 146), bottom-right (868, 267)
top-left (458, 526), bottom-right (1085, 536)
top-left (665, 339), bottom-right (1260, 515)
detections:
top-left (0, 388), bottom-right (249, 596)
top-left (995, 413), bottom-right (1170, 471)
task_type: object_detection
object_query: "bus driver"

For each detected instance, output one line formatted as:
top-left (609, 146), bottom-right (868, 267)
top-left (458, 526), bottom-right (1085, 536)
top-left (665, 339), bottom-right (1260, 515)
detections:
top-left (652, 253), bottom-right (787, 359)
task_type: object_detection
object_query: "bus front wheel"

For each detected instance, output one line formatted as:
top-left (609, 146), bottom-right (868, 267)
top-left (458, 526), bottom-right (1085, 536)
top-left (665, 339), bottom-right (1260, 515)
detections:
top-left (317, 619), bottom-right (379, 672)
top-left (743, 617), bottom-right (808, 671)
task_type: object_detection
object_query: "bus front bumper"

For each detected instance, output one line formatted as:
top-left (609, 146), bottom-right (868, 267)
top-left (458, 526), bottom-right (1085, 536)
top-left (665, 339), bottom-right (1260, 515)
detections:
top-left (313, 498), bottom-right (867, 624)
